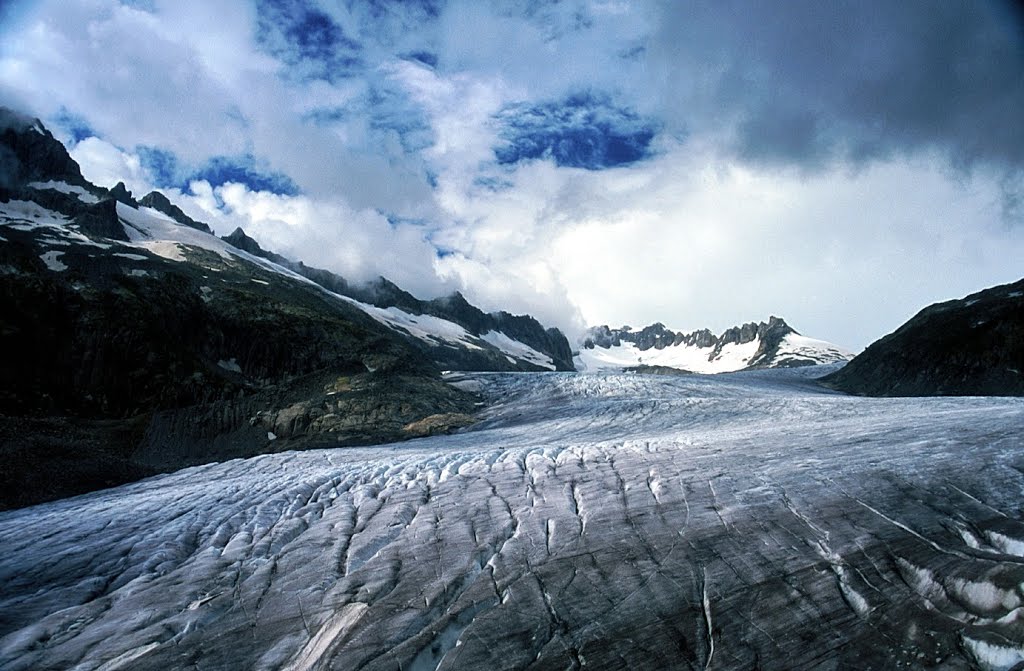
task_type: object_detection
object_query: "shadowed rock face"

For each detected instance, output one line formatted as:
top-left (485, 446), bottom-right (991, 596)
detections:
top-left (584, 317), bottom-right (795, 356)
top-left (0, 110), bottom-right (84, 188)
top-left (1, 369), bottom-right (1022, 670)
top-left (0, 229), bottom-right (477, 508)
top-left (824, 278), bottom-right (1024, 396)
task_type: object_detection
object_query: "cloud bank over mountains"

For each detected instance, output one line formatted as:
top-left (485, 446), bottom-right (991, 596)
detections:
top-left (1, 0), bottom-right (1021, 348)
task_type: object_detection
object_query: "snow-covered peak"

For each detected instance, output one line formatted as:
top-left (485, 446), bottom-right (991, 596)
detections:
top-left (577, 318), bottom-right (851, 373)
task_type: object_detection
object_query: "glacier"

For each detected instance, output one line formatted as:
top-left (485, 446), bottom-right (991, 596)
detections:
top-left (2, 366), bottom-right (1024, 670)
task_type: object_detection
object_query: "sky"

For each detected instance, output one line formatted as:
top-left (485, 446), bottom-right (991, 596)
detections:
top-left (1, 0), bottom-right (1022, 351)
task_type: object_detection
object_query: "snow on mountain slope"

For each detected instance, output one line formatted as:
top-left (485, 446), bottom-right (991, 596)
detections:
top-left (1, 368), bottom-right (1022, 670)
top-left (577, 318), bottom-right (852, 373)
top-left (773, 333), bottom-right (854, 366)
top-left (117, 203), bottom-right (564, 370)
top-left (575, 337), bottom-right (760, 373)
top-left (347, 301), bottom-right (485, 351)
top-left (479, 330), bottom-right (556, 369)
top-left (118, 202), bottom-right (563, 369)
top-left (27, 180), bottom-right (99, 204)
top-left (1, 195), bottom-right (558, 372)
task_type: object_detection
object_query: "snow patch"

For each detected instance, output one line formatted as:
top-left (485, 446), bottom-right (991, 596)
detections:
top-left (39, 250), bottom-right (67, 271)
top-left (28, 180), bottom-right (99, 204)
top-left (775, 333), bottom-right (853, 364)
top-left (576, 338), bottom-right (759, 374)
top-left (0, 200), bottom-right (70, 229)
top-left (117, 203), bottom-right (231, 261)
top-left (141, 241), bottom-right (185, 262)
top-left (986, 531), bottom-right (1024, 557)
top-left (114, 253), bottom-right (149, 261)
top-left (949, 578), bottom-right (1020, 613)
top-left (343, 300), bottom-right (484, 351)
top-left (480, 330), bottom-right (555, 370)
top-left (218, 359), bottom-right (242, 374)
top-left (963, 637), bottom-right (1024, 671)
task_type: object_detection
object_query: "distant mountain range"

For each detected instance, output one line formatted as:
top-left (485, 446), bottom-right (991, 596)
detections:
top-left (577, 317), bottom-right (852, 373)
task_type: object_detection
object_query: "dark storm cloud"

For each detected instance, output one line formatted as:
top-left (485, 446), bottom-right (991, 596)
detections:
top-left (653, 0), bottom-right (1024, 172)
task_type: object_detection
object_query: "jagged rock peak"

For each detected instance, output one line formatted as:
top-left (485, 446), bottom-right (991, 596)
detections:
top-left (107, 181), bottom-right (138, 207)
top-left (0, 107), bottom-right (85, 188)
top-left (222, 226), bottom-right (262, 252)
top-left (140, 191), bottom-right (212, 234)
top-left (719, 316), bottom-right (795, 347)
top-left (577, 315), bottom-right (849, 373)
top-left (584, 316), bottom-right (796, 353)
top-left (72, 198), bottom-right (129, 242)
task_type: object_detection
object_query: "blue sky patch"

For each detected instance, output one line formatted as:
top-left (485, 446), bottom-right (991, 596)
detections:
top-left (193, 156), bottom-right (300, 195)
top-left (362, 0), bottom-right (442, 22)
top-left (494, 92), bottom-right (658, 170)
top-left (255, 0), bottom-right (362, 81)
top-left (137, 146), bottom-right (179, 186)
top-left (472, 175), bottom-right (514, 192)
top-left (136, 147), bottom-right (299, 196)
top-left (405, 50), bottom-right (438, 68)
top-left (51, 108), bottom-right (96, 144)
top-left (366, 84), bottom-right (434, 154)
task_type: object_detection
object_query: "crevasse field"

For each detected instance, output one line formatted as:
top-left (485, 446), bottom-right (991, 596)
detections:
top-left (2, 367), bottom-right (1023, 671)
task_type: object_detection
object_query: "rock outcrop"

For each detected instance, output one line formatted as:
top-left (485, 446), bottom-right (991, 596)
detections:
top-left (823, 278), bottom-right (1024, 396)
top-left (220, 230), bottom-right (575, 371)
top-left (140, 190), bottom-right (212, 233)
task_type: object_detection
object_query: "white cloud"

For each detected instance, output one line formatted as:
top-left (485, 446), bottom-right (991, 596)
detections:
top-left (539, 149), bottom-right (1023, 350)
top-left (70, 136), bottom-right (153, 196)
top-left (2, 0), bottom-right (1022, 351)
top-left (0, 1), bottom-right (251, 161)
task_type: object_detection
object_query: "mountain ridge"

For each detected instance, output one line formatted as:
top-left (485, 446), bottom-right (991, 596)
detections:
top-left (823, 279), bottom-right (1024, 396)
top-left (0, 107), bottom-right (570, 508)
top-left (218, 226), bottom-right (575, 370)
top-left (578, 317), bottom-right (852, 373)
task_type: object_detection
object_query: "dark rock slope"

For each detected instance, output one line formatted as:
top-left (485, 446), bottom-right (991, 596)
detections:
top-left (0, 111), bottom-right (496, 508)
top-left (823, 278), bottom-right (1024, 396)
top-left (220, 228), bottom-right (575, 371)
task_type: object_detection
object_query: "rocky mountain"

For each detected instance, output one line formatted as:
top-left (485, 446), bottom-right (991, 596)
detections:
top-left (0, 109), bottom-right (571, 508)
top-left (218, 228), bottom-right (574, 371)
top-left (823, 279), bottom-right (1024, 396)
top-left (577, 316), bottom-right (852, 373)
